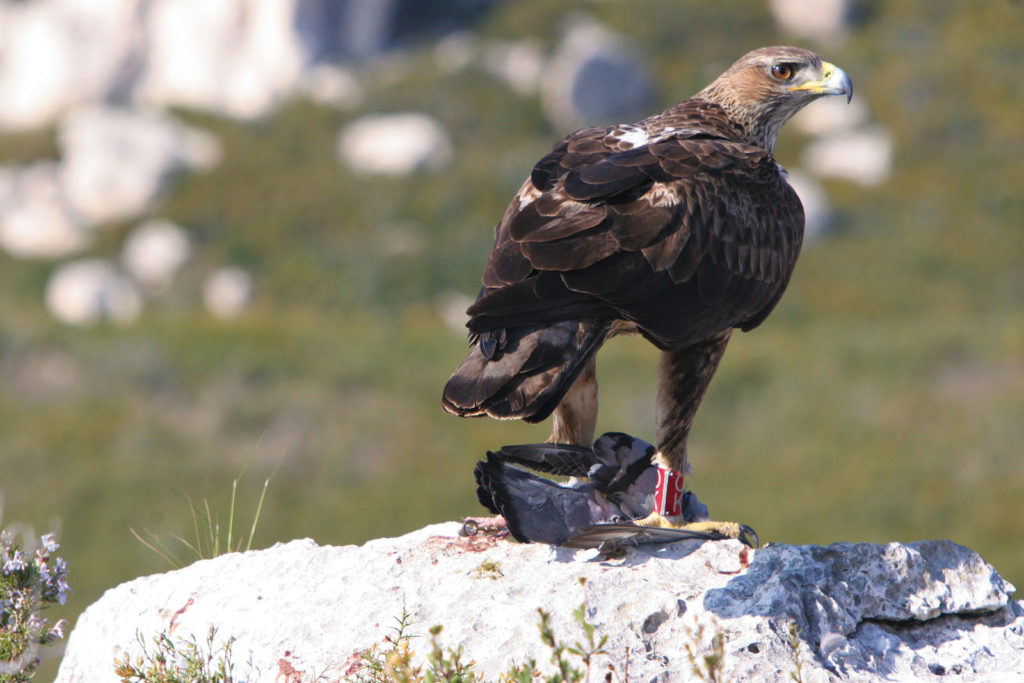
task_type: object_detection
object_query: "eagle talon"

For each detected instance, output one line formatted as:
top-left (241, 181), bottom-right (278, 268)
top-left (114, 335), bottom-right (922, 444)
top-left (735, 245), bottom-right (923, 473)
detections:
top-left (633, 512), bottom-right (759, 548)
top-left (565, 517), bottom-right (759, 550)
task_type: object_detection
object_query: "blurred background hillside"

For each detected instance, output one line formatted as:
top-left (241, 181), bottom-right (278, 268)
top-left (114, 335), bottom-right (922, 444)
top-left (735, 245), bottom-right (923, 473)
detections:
top-left (0, 0), bottom-right (1022, 675)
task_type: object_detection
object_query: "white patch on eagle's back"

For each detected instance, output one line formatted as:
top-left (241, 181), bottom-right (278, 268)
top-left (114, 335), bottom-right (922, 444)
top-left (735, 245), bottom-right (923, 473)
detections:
top-left (647, 184), bottom-right (681, 207)
top-left (611, 125), bottom-right (649, 149)
top-left (516, 180), bottom-right (542, 210)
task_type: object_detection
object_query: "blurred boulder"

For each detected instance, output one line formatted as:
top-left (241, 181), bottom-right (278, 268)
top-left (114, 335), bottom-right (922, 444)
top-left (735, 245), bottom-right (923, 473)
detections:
top-left (791, 95), bottom-right (869, 137)
top-left (785, 169), bottom-right (833, 244)
top-left (432, 31), bottom-right (478, 74)
top-left (541, 17), bottom-right (655, 130)
top-left (337, 112), bottom-right (452, 176)
top-left (802, 125), bottom-right (893, 187)
top-left (45, 258), bottom-right (142, 325)
top-left (203, 266), bottom-right (253, 319)
top-left (437, 290), bottom-right (473, 336)
top-left (299, 63), bottom-right (365, 109)
top-left (483, 38), bottom-right (545, 96)
top-left (120, 219), bottom-right (192, 290)
top-left (135, 0), bottom-right (306, 119)
top-left (57, 105), bottom-right (221, 226)
top-left (0, 162), bottom-right (90, 260)
top-left (0, 0), bottom-right (141, 131)
top-left (769, 0), bottom-right (853, 43)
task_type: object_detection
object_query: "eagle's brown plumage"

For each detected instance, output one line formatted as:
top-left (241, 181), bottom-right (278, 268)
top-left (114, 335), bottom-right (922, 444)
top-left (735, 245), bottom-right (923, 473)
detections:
top-left (443, 47), bottom-right (852, 481)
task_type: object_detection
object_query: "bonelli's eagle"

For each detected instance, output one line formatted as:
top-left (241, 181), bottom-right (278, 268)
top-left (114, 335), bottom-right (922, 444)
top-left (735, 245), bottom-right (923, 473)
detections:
top-left (443, 46), bottom-right (852, 540)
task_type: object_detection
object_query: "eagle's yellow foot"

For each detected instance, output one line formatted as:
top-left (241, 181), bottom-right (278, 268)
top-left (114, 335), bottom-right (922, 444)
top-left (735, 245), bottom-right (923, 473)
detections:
top-left (633, 512), bottom-right (759, 548)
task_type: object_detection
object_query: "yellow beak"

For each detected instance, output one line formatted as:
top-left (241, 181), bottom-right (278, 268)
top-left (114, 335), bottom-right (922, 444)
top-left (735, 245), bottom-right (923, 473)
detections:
top-left (789, 61), bottom-right (853, 103)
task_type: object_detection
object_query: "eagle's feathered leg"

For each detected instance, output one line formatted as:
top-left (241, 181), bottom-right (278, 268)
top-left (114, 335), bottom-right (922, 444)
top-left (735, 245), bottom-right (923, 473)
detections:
top-left (655, 330), bottom-right (733, 472)
top-left (633, 330), bottom-right (758, 546)
top-left (548, 358), bottom-right (598, 447)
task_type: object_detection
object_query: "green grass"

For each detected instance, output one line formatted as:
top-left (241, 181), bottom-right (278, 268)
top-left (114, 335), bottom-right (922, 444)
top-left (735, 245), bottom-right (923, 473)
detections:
top-left (0, 4), bottom-right (1022, 680)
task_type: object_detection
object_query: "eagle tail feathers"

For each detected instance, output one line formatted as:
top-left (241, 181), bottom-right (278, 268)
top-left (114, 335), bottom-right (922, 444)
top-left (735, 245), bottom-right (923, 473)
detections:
top-left (441, 319), bottom-right (610, 424)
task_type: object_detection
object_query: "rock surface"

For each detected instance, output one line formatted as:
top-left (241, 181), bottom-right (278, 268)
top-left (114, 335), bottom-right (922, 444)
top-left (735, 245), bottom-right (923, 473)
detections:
top-left (56, 523), bottom-right (1021, 682)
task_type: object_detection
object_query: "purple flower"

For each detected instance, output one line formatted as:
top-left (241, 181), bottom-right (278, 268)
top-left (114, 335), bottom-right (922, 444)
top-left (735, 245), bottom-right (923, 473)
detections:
top-left (50, 619), bottom-right (67, 640)
top-left (40, 533), bottom-right (59, 554)
top-left (3, 548), bottom-right (27, 574)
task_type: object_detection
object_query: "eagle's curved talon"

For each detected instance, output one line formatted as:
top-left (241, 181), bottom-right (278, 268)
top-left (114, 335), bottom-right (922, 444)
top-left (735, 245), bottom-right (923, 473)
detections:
top-left (633, 512), bottom-right (759, 548)
top-left (737, 524), bottom-right (760, 549)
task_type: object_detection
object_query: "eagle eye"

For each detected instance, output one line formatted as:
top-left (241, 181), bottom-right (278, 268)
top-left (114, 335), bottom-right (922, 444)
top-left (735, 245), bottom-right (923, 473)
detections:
top-left (770, 63), bottom-right (795, 81)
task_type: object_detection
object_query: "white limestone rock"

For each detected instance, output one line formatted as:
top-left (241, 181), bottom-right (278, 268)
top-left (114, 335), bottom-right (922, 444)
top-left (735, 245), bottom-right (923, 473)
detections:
top-left (57, 105), bottom-right (221, 225)
top-left (0, 0), bottom-right (141, 131)
top-left (786, 169), bottom-right (833, 243)
top-left (56, 524), bottom-right (1021, 682)
top-left (337, 113), bottom-right (452, 176)
top-left (45, 258), bottom-right (142, 326)
top-left (437, 290), bottom-right (474, 336)
top-left (299, 63), bottom-right (364, 110)
top-left (0, 162), bottom-right (90, 260)
top-left (120, 219), bottom-right (192, 289)
top-left (792, 96), bottom-right (870, 137)
top-left (802, 125), bottom-right (894, 187)
top-left (432, 31), bottom-right (478, 75)
top-left (203, 266), bottom-right (253, 319)
top-left (769, 0), bottom-right (854, 43)
top-left (135, 0), bottom-right (306, 120)
top-left (483, 38), bottom-right (546, 96)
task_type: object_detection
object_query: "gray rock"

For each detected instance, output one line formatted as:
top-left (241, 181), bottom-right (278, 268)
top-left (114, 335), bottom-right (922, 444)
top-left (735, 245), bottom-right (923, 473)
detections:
top-left (56, 524), bottom-right (1020, 682)
top-left (540, 17), bottom-right (655, 130)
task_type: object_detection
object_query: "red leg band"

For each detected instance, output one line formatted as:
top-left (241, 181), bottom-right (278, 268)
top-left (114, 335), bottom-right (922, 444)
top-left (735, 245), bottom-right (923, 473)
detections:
top-left (654, 465), bottom-right (686, 516)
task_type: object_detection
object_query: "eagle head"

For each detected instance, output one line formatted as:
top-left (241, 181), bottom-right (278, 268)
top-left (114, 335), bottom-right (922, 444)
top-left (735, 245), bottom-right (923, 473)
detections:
top-left (697, 46), bottom-right (853, 152)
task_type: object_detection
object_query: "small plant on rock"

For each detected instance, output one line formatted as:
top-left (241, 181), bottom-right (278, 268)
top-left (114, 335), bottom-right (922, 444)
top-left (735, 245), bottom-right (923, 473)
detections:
top-left (356, 579), bottom-right (618, 683)
top-left (683, 616), bottom-right (729, 683)
top-left (113, 626), bottom-right (237, 683)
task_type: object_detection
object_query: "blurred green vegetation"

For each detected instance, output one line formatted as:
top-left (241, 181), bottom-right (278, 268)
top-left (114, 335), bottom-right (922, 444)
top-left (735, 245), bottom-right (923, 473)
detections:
top-left (1, 2), bottom-right (1022, 674)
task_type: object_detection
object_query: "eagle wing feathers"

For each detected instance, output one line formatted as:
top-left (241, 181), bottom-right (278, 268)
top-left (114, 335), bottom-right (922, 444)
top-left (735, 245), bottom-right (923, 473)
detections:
top-left (469, 108), bottom-right (803, 349)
